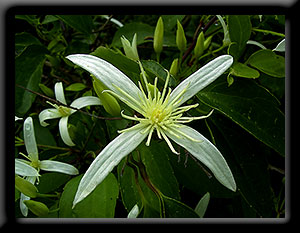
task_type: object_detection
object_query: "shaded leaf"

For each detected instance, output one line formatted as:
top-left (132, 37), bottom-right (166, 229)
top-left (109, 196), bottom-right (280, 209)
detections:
top-left (197, 77), bottom-right (285, 156)
top-left (15, 45), bottom-right (48, 116)
top-left (59, 173), bottom-right (119, 218)
top-left (247, 49), bottom-right (285, 78)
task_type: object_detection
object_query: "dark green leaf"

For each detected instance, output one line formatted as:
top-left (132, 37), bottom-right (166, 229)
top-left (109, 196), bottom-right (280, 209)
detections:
top-left (228, 15), bottom-right (251, 59)
top-left (36, 173), bottom-right (70, 194)
top-left (112, 22), bottom-right (154, 47)
top-left (140, 142), bottom-right (180, 200)
top-left (162, 195), bottom-right (199, 218)
top-left (231, 62), bottom-right (260, 79)
top-left (55, 15), bottom-right (94, 36)
top-left (211, 115), bottom-right (275, 217)
top-left (197, 77), bottom-right (284, 156)
top-left (141, 60), bottom-right (176, 87)
top-left (247, 49), bottom-right (285, 78)
top-left (59, 173), bottom-right (119, 217)
top-left (15, 45), bottom-right (48, 116)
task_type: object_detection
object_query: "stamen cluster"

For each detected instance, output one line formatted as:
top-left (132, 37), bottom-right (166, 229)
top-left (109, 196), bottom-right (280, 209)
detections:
top-left (109, 62), bottom-right (211, 154)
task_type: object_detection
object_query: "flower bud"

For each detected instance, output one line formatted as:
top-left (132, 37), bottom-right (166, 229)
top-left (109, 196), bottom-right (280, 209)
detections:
top-left (194, 31), bottom-right (205, 58)
top-left (92, 75), bottom-right (121, 116)
top-left (169, 58), bottom-right (179, 76)
top-left (204, 35), bottom-right (213, 50)
top-left (121, 33), bottom-right (139, 61)
top-left (15, 175), bottom-right (38, 198)
top-left (23, 200), bottom-right (49, 217)
top-left (176, 20), bottom-right (187, 53)
top-left (153, 17), bottom-right (164, 55)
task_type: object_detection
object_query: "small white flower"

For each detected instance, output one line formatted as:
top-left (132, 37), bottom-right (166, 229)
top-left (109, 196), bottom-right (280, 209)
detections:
top-left (16, 117), bottom-right (79, 216)
top-left (38, 82), bottom-right (102, 146)
top-left (67, 54), bottom-right (236, 207)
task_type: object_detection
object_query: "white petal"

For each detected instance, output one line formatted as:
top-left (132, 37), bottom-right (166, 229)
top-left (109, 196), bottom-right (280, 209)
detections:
top-left (20, 176), bottom-right (37, 217)
top-left (15, 159), bottom-right (40, 177)
top-left (70, 96), bottom-right (102, 112)
top-left (73, 124), bottom-right (148, 207)
top-left (169, 55), bottom-right (233, 107)
top-left (66, 54), bottom-right (143, 113)
top-left (127, 204), bottom-right (139, 218)
top-left (165, 124), bottom-right (236, 192)
top-left (59, 116), bottom-right (75, 147)
top-left (55, 82), bottom-right (67, 105)
top-left (273, 38), bottom-right (285, 52)
top-left (40, 160), bottom-right (79, 175)
top-left (39, 108), bottom-right (62, 127)
top-left (23, 117), bottom-right (39, 162)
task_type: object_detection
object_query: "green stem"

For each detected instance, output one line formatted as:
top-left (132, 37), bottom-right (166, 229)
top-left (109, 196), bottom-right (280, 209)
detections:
top-left (252, 28), bottom-right (285, 37)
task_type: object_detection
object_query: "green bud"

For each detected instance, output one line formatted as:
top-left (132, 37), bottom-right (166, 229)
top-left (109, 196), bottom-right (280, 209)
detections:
top-left (204, 35), bottom-right (213, 50)
top-left (194, 31), bottom-right (205, 58)
top-left (23, 200), bottom-right (49, 217)
top-left (15, 175), bottom-right (38, 198)
top-left (169, 58), bottom-right (179, 76)
top-left (92, 75), bottom-right (121, 116)
top-left (176, 20), bottom-right (187, 52)
top-left (153, 16), bottom-right (164, 55)
top-left (121, 33), bottom-right (139, 61)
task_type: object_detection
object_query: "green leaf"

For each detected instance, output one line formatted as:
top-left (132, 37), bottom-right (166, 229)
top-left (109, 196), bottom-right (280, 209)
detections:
top-left (211, 115), bottom-right (275, 217)
top-left (55, 15), bottom-right (94, 36)
top-left (15, 45), bottom-right (48, 116)
top-left (162, 195), bottom-right (199, 218)
top-left (65, 83), bottom-right (87, 91)
top-left (197, 78), bottom-right (285, 156)
top-left (228, 15), bottom-right (252, 59)
top-left (59, 173), bottom-right (119, 218)
top-left (112, 22), bottom-right (154, 47)
top-left (15, 32), bottom-right (42, 47)
top-left (140, 142), bottom-right (180, 200)
top-left (194, 192), bottom-right (210, 217)
top-left (141, 60), bottom-right (176, 87)
top-left (36, 173), bottom-right (70, 194)
top-left (230, 62), bottom-right (260, 79)
top-left (23, 200), bottom-right (49, 217)
top-left (15, 175), bottom-right (38, 198)
top-left (247, 49), bottom-right (285, 78)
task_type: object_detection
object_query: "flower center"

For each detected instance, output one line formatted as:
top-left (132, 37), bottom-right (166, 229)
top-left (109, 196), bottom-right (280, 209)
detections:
top-left (58, 106), bottom-right (72, 117)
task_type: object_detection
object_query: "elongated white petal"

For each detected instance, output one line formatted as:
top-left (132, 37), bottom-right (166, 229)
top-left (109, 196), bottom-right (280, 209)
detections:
top-left (73, 124), bottom-right (148, 207)
top-left (59, 116), bottom-right (75, 147)
top-left (15, 159), bottom-right (40, 177)
top-left (23, 117), bottom-right (39, 162)
top-left (169, 55), bottom-right (233, 108)
top-left (55, 82), bottom-right (67, 105)
top-left (39, 108), bottom-right (62, 127)
top-left (127, 204), bottom-right (139, 218)
top-left (40, 160), bottom-right (79, 175)
top-left (20, 176), bottom-right (37, 217)
top-left (70, 96), bottom-right (102, 113)
top-left (66, 54), bottom-right (143, 114)
top-left (165, 124), bottom-right (236, 192)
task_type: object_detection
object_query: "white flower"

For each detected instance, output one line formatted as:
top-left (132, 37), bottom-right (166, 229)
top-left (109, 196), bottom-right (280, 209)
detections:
top-left (38, 82), bottom-right (102, 146)
top-left (16, 117), bottom-right (79, 216)
top-left (66, 54), bottom-right (236, 208)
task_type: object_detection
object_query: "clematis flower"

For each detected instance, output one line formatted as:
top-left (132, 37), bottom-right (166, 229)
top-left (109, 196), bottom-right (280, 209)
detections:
top-left (66, 54), bottom-right (236, 207)
top-left (16, 117), bottom-right (79, 216)
top-left (38, 82), bottom-right (102, 146)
